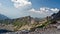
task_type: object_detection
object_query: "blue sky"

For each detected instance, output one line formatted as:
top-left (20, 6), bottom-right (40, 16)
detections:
top-left (31, 0), bottom-right (60, 9)
top-left (0, 0), bottom-right (60, 19)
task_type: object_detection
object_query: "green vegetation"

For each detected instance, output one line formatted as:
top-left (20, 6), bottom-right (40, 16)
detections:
top-left (13, 21), bottom-right (22, 27)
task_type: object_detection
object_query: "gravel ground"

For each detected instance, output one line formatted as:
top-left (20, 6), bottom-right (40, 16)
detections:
top-left (28, 28), bottom-right (60, 34)
top-left (1, 28), bottom-right (60, 34)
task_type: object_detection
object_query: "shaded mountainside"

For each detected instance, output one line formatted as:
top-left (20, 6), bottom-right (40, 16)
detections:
top-left (52, 10), bottom-right (60, 20)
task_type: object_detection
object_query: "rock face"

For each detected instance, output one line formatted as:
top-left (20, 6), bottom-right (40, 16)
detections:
top-left (50, 10), bottom-right (60, 30)
top-left (51, 10), bottom-right (60, 20)
top-left (0, 24), bottom-right (14, 31)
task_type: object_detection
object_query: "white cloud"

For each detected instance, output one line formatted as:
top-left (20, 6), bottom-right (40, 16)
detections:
top-left (11, 0), bottom-right (32, 8)
top-left (0, 3), bottom-right (2, 6)
top-left (40, 7), bottom-right (49, 12)
top-left (29, 7), bottom-right (59, 17)
top-left (50, 8), bottom-right (59, 12)
top-left (29, 8), bottom-right (43, 14)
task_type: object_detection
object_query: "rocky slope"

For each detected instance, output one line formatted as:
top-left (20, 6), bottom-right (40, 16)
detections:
top-left (0, 16), bottom-right (45, 31)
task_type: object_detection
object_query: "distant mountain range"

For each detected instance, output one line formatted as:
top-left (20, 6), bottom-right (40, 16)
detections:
top-left (0, 14), bottom-right (9, 20)
top-left (0, 15), bottom-right (42, 25)
top-left (0, 10), bottom-right (60, 24)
